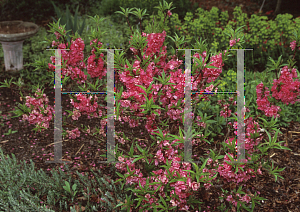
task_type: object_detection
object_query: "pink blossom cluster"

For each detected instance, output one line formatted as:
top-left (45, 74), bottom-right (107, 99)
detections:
top-left (242, 116), bottom-right (264, 155)
top-left (220, 103), bottom-right (232, 118)
top-left (49, 34), bottom-right (107, 88)
top-left (270, 66), bottom-right (300, 105)
top-left (70, 109), bottom-right (81, 120)
top-left (226, 192), bottom-right (252, 207)
top-left (116, 154), bottom-right (208, 211)
top-left (290, 40), bottom-right (300, 51)
top-left (48, 30), bottom-right (111, 138)
top-left (145, 30), bottom-right (167, 57)
top-left (205, 84), bottom-right (218, 93)
top-left (49, 38), bottom-right (87, 84)
top-left (230, 38), bottom-right (241, 47)
top-left (215, 152), bottom-right (261, 184)
top-left (22, 89), bottom-right (54, 130)
top-left (66, 127), bottom-right (80, 139)
top-left (217, 98), bottom-right (236, 121)
top-left (256, 66), bottom-right (300, 118)
top-left (49, 34), bottom-right (108, 122)
top-left (87, 39), bottom-right (107, 80)
top-left (117, 31), bottom-right (225, 138)
top-left (228, 115), bottom-right (263, 156)
top-left (195, 116), bottom-right (206, 128)
top-left (256, 82), bottom-right (281, 118)
top-left (68, 93), bottom-right (107, 137)
top-left (70, 94), bottom-right (100, 118)
top-left (192, 51), bottom-right (225, 84)
top-left (89, 119), bottom-right (107, 138)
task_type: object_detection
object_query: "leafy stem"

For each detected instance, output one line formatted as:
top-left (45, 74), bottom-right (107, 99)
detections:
top-left (115, 7), bottom-right (135, 35)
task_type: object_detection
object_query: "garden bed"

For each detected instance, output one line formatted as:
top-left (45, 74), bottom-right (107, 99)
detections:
top-left (0, 1), bottom-right (300, 211)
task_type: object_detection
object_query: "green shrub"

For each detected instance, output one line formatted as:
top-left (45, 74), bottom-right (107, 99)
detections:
top-left (50, 1), bottom-right (88, 43)
top-left (171, 6), bottom-right (300, 72)
top-left (214, 69), bottom-right (237, 92)
top-left (88, 0), bottom-right (198, 27)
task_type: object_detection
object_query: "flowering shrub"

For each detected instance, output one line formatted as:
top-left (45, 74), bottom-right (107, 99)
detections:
top-left (16, 1), bottom-right (297, 211)
top-left (111, 15), bottom-right (266, 212)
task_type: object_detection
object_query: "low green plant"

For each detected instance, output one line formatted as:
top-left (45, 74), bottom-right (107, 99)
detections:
top-left (0, 77), bottom-right (14, 88)
top-left (0, 147), bottom-right (135, 212)
top-left (3, 128), bottom-right (18, 136)
top-left (12, 77), bottom-right (25, 88)
top-left (50, 1), bottom-right (87, 43)
top-left (84, 15), bottom-right (129, 50)
top-left (62, 181), bottom-right (78, 203)
top-left (213, 69), bottom-right (237, 92)
top-left (92, 0), bottom-right (197, 26)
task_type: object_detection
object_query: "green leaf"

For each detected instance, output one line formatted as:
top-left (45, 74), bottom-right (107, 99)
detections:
top-left (136, 144), bottom-right (144, 153)
top-left (158, 193), bottom-right (167, 208)
top-left (132, 156), bottom-right (144, 163)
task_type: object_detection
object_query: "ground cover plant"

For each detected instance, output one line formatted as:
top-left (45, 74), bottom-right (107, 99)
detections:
top-left (0, 1), bottom-right (300, 211)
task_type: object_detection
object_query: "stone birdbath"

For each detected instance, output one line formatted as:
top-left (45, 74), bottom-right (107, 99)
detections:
top-left (0, 21), bottom-right (39, 73)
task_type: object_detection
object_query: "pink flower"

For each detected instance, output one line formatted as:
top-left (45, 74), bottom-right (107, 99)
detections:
top-left (71, 110), bottom-right (81, 120)
top-left (229, 38), bottom-right (240, 47)
top-left (167, 10), bottom-right (172, 17)
top-left (189, 182), bottom-right (200, 191)
top-left (241, 194), bottom-right (251, 203)
top-left (118, 156), bottom-right (124, 162)
top-left (170, 199), bottom-right (177, 207)
top-left (257, 168), bottom-right (262, 175)
top-left (230, 39), bottom-right (236, 47)
top-left (226, 195), bottom-right (234, 202)
top-left (205, 84), bottom-right (214, 92)
top-left (255, 66), bottom-right (300, 119)
top-left (67, 128), bottom-right (80, 139)
top-left (290, 40), bottom-right (296, 51)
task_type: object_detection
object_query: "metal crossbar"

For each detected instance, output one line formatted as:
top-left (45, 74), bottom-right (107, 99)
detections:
top-left (46, 48), bottom-right (253, 166)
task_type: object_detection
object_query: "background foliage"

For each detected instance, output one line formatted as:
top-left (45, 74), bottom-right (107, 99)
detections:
top-left (0, 0), bottom-right (96, 24)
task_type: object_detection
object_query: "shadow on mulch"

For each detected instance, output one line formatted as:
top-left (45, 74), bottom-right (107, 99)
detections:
top-left (0, 64), bottom-right (300, 211)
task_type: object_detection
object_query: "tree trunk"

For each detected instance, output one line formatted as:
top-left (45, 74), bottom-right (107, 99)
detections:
top-left (274, 0), bottom-right (282, 15)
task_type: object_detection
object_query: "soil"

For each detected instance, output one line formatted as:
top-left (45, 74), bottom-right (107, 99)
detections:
top-left (0, 21), bottom-right (37, 34)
